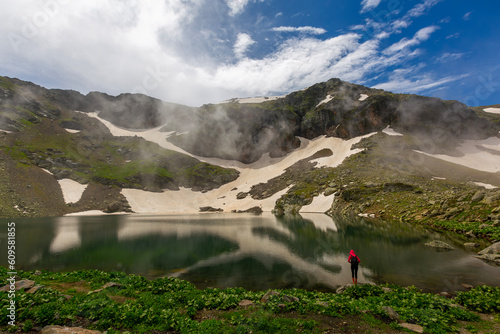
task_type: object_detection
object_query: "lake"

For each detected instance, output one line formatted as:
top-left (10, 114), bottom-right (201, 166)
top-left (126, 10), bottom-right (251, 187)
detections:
top-left (1, 213), bottom-right (499, 293)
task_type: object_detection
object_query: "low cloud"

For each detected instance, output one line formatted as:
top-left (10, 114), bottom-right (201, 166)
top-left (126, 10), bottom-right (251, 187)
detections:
top-left (270, 26), bottom-right (327, 35)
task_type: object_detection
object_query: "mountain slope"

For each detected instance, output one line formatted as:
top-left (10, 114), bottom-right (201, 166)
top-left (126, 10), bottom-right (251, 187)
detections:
top-left (1, 75), bottom-right (500, 235)
top-left (166, 78), bottom-right (497, 163)
top-left (0, 76), bottom-right (239, 216)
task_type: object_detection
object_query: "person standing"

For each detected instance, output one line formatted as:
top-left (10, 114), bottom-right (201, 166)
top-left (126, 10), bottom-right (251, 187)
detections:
top-left (348, 249), bottom-right (361, 284)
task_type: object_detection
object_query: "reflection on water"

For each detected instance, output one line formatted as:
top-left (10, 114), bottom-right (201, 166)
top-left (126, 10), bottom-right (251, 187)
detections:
top-left (1, 213), bottom-right (499, 292)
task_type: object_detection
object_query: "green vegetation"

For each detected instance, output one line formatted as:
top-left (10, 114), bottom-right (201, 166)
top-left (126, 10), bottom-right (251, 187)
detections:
top-left (272, 133), bottom-right (500, 242)
top-left (0, 119), bottom-right (238, 192)
top-left (1, 268), bottom-right (499, 333)
top-left (0, 77), bottom-right (17, 91)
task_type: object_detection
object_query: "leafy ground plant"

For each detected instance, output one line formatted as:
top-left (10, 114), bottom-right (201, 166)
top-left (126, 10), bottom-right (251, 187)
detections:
top-left (1, 268), bottom-right (499, 333)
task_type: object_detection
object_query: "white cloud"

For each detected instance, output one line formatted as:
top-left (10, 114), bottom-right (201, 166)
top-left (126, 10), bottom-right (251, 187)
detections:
top-left (360, 0), bottom-right (382, 13)
top-left (446, 33), bottom-right (460, 39)
top-left (213, 34), bottom-right (362, 94)
top-left (463, 11), bottom-right (472, 21)
top-left (270, 26), bottom-right (327, 35)
top-left (233, 33), bottom-right (256, 58)
top-left (384, 26), bottom-right (439, 54)
top-left (0, 0), bottom-right (454, 106)
top-left (435, 52), bottom-right (465, 63)
top-left (407, 0), bottom-right (443, 18)
top-left (374, 71), bottom-right (470, 93)
top-left (225, 0), bottom-right (261, 16)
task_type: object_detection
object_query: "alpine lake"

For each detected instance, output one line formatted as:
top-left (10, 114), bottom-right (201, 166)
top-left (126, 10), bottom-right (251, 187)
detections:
top-left (2, 212), bottom-right (499, 293)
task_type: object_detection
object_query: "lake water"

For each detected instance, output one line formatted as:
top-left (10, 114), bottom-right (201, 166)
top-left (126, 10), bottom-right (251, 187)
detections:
top-left (1, 213), bottom-right (499, 293)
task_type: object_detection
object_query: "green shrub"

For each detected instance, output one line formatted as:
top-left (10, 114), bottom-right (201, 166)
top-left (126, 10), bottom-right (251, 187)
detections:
top-left (456, 286), bottom-right (500, 313)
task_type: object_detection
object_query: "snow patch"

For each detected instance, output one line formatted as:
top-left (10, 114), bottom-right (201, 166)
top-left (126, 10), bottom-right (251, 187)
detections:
top-left (300, 194), bottom-right (333, 213)
top-left (121, 135), bottom-right (369, 214)
top-left (316, 94), bottom-right (334, 107)
top-left (58, 179), bottom-right (87, 204)
top-left (41, 168), bottom-right (53, 175)
top-left (415, 136), bottom-right (500, 173)
top-left (484, 107), bottom-right (500, 115)
top-left (471, 182), bottom-right (498, 189)
top-left (64, 210), bottom-right (124, 216)
top-left (359, 94), bottom-right (369, 101)
top-left (358, 213), bottom-right (376, 218)
top-left (219, 95), bottom-right (286, 104)
top-left (78, 110), bottom-right (379, 214)
top-left (382, 126), bottom-right (403, 136)
top-left (65, 129), bottom-right (81, 133)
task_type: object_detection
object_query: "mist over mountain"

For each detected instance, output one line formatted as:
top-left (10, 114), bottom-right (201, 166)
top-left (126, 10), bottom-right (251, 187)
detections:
top-left (1, 75), bottom-right (500, 226)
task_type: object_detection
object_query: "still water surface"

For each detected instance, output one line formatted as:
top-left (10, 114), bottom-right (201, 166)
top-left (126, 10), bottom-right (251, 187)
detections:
top-left (1, 213), bottom-right (499, 292)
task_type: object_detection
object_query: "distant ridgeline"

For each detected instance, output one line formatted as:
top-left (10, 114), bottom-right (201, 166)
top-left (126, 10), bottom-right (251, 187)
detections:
top-left (1, 76), bottom-right (497, 163)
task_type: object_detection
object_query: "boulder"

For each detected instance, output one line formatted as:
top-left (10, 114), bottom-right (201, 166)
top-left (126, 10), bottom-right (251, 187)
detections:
top-left (236, 192), bottom-right (248, 199)
top-left (282, 294), bottom-right (299, 303)
top-left (482, 191), bottom-right (500, 205)
top-left (261, 290), bottom-right (280, 303)
top-left (105, 201), bottom-right (121, 213)
top-left (471, 191), bottom-right (485, 202)
top-left (475, 254), bottom-right (500, 266)
top-left (476, 242), bottom-right (500, 266)
top-left (0, 279), bottom-right (36, 292)
top-left (199, 206), bottom-right (223, 212)
top-left (239, 299), bottom-right (254, 307)
top-left (41, 326), bottom-right (102, 334)
top-left (260, 290), bottom-right (299, 304)
top-left (336, 284), bottom-right (354, 294)
top-left (424, 240), bottom-right (454, 251)
top-left (478, 241), bottom-right (500, 255)
top-left (233, 206), bottom-right (263, 214)
top-left (399, 323), bottom-right (424, 333)
top-left (101, 282), bottom-right (124, 289)
top-left (324, 187), bottom-right (337, 196)
top-left (382, 306), bottom-right (400, 322)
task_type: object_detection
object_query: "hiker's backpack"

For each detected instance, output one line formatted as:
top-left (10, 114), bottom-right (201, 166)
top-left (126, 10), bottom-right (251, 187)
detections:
top-left (351, 255), bottom-right (359, 265)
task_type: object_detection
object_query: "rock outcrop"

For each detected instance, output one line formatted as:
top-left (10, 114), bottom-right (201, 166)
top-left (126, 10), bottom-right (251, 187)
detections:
top-left (476, 241), bottom-right (500, 266)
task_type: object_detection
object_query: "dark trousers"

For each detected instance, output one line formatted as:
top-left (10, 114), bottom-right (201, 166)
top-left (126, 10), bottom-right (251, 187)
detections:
top-left (351, 266), bottom-right (358, 279)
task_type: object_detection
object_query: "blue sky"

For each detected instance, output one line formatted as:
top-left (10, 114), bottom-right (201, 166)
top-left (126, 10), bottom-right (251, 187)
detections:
top-left (1, 0), bottom-right (499, 107)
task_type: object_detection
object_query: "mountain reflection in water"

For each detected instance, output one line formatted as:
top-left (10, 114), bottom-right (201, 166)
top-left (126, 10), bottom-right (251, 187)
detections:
top-left (1, 213), bottom-right (499, 293)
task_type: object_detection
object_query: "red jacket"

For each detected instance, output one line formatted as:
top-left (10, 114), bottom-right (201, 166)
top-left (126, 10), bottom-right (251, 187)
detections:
top-left (348, 250), bottom-right (360, 264)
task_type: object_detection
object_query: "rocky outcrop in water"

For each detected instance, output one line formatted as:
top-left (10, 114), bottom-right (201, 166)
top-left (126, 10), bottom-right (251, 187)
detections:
top-left (476, 241), bottom-right (500, 266)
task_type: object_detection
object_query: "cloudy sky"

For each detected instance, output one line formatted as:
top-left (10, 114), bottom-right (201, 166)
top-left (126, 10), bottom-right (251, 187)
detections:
top-left (1, 0), bottom-right (499, 107)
